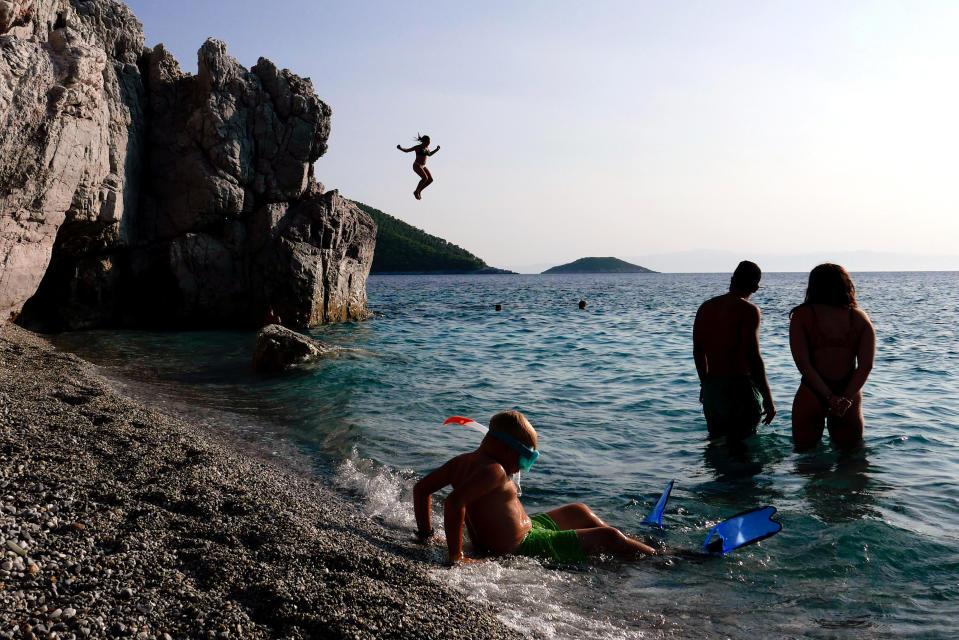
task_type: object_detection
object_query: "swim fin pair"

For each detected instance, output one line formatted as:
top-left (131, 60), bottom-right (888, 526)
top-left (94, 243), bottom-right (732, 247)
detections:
top-left (640, 479), bottom-right (782, 555)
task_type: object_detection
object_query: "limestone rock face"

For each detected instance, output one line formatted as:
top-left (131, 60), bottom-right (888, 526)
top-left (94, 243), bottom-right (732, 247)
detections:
top-left (251, 323), bottom-right (334, 373)
top-left (250, 184), bottom-right (377, 327)
top-left (1, 0), bottom-right (374, 329)
top-left (0, 1), bottom-right (35, 34)
top-left (0, 0), bottom-right (136, 322)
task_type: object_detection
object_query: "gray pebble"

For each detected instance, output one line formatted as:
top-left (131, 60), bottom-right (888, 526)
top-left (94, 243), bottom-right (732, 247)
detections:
top-left (5, 540), bottom-right (26, 557)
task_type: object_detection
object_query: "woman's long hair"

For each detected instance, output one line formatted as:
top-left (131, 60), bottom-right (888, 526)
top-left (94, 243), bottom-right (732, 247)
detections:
top-left (790, 263), bottom-right (857, 316)
top-left (416, 133), bottom-right (430, 146)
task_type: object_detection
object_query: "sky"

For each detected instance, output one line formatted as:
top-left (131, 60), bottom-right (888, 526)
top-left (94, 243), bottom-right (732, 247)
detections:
top-left (125, 1), bottom-right (959, 272)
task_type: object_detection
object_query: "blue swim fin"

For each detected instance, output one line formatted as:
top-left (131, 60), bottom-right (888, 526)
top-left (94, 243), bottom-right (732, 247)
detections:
top-left (641, 479), bottom-right (675, 528)
top-left (702, 506), bottom-right (782, 555)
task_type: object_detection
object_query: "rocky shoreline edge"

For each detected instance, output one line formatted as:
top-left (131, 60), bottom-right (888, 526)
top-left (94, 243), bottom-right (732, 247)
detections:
top-left (0, 323), bottom-right (520, 640)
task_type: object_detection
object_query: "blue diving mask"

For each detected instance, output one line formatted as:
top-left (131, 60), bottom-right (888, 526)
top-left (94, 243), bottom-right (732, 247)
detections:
top-left (488, 430), bottom-right (539, 471)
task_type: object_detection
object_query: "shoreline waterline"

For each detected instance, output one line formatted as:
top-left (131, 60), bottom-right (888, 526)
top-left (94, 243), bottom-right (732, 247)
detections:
top-left (0, 323), bottom-right (520, 640)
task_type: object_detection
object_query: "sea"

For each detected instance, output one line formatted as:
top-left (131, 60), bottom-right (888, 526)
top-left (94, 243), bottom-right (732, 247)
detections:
top-left (51, 272), bottom-right (959, 639)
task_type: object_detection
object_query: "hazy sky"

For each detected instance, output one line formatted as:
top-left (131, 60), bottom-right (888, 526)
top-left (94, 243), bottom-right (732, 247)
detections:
top-left (125, 1), bottom-right (959, 271)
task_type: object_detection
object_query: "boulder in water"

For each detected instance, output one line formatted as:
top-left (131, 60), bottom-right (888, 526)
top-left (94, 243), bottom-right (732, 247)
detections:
top-left (252, 324), bottom-right (334, 373)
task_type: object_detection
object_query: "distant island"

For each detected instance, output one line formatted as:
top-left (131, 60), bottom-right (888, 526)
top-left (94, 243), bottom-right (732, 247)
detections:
top-left (542, 257), bottom-right (657, 274)
top-left (351, 201), bottom-right (514, 274)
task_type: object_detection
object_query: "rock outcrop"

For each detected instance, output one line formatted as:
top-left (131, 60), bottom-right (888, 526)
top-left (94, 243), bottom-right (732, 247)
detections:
top-left (0, 0), bottom-right (375, 330)
top-left (251, 323), bottom-right (335, 373)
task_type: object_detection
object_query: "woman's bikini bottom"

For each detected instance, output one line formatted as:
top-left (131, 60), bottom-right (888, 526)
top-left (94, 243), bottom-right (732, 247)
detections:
top-left (801, 373), bottom-right (853, 411)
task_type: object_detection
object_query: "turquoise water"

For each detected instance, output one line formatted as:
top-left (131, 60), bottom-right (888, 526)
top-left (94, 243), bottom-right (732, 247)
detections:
top-left (53, 272), bottom-right (959, 639)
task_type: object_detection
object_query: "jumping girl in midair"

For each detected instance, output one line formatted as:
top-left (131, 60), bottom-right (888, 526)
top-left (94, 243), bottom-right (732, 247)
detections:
top-left (397, 134), bottom-right (440, 200)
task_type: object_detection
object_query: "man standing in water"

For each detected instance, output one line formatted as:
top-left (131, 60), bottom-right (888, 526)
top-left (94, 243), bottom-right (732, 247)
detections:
top-left (693, 261), bottom-right (776, 440)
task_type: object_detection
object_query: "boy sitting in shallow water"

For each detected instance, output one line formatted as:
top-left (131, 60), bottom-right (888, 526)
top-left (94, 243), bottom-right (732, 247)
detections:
top-left (413, 410), bottom-right (656, 564)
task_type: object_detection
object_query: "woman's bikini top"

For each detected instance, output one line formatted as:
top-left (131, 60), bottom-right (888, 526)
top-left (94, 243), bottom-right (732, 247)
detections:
top-left (807, 305), bottom-right (859, 351)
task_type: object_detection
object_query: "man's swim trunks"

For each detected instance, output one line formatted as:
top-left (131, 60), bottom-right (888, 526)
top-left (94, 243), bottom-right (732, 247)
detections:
top-left (701, 375), bottom-right (762, 440)
top-left (513, 513), bottom-right (587, 563)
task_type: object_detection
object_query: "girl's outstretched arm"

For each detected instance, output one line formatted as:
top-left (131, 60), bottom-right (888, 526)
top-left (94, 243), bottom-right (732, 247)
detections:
top-left (428, 145), bottom-right (441, 156)
top-left (397, 144), bottom-right (414, 152)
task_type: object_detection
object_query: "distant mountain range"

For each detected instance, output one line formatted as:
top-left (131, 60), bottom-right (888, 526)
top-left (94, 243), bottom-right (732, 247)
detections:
top-left (352, 201), bottom-right (514, 274)
top-left (506, 250), bottom-right (959, 274)
top-left (542, 257), bottom-right (656, 274)
top-left (622, 250), bottom-right (959, 274)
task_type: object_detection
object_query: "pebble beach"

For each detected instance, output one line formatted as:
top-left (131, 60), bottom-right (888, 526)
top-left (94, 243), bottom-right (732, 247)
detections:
top-left (0, 323), bottom-right (520, 640)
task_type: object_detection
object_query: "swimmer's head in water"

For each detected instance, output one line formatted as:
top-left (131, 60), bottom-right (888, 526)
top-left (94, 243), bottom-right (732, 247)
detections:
top-left (578, 300), bottom-right (586, 309)
top-left (495, 304), bottom-right (502, 311)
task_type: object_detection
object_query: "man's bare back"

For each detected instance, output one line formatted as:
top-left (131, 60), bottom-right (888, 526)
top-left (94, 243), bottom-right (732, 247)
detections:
top-left (692, 262), bottom-right (775, 439)
top-left (693, 293), bottom-right (760, 377)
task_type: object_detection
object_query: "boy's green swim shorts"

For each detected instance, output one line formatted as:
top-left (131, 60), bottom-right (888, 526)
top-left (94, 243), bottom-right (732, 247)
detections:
top-left (513, 513), bottom-right (587, 563)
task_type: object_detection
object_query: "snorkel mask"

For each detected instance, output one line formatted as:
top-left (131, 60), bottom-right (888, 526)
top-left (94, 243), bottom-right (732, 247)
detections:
top-left (442, 416), bottom-right (540, 473)
top-left (487, 429), bottom-right (539, 471)
top-left (443, 416), bottom-right (538, 495)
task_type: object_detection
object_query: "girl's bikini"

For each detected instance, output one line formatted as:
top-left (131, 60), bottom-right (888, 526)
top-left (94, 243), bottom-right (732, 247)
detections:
top-left (414, 147), bottom-right (427, 166)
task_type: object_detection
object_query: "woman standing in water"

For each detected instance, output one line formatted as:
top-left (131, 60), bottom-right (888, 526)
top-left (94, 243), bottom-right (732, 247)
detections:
top-left (789, 264), bottom-right (876, 450)
top-left (397, 134), bottom-right (440, 200)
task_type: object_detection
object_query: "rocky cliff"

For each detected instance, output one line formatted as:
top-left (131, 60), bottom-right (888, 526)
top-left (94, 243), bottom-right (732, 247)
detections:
top-left (0, 0), bottom-right (375, 330)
